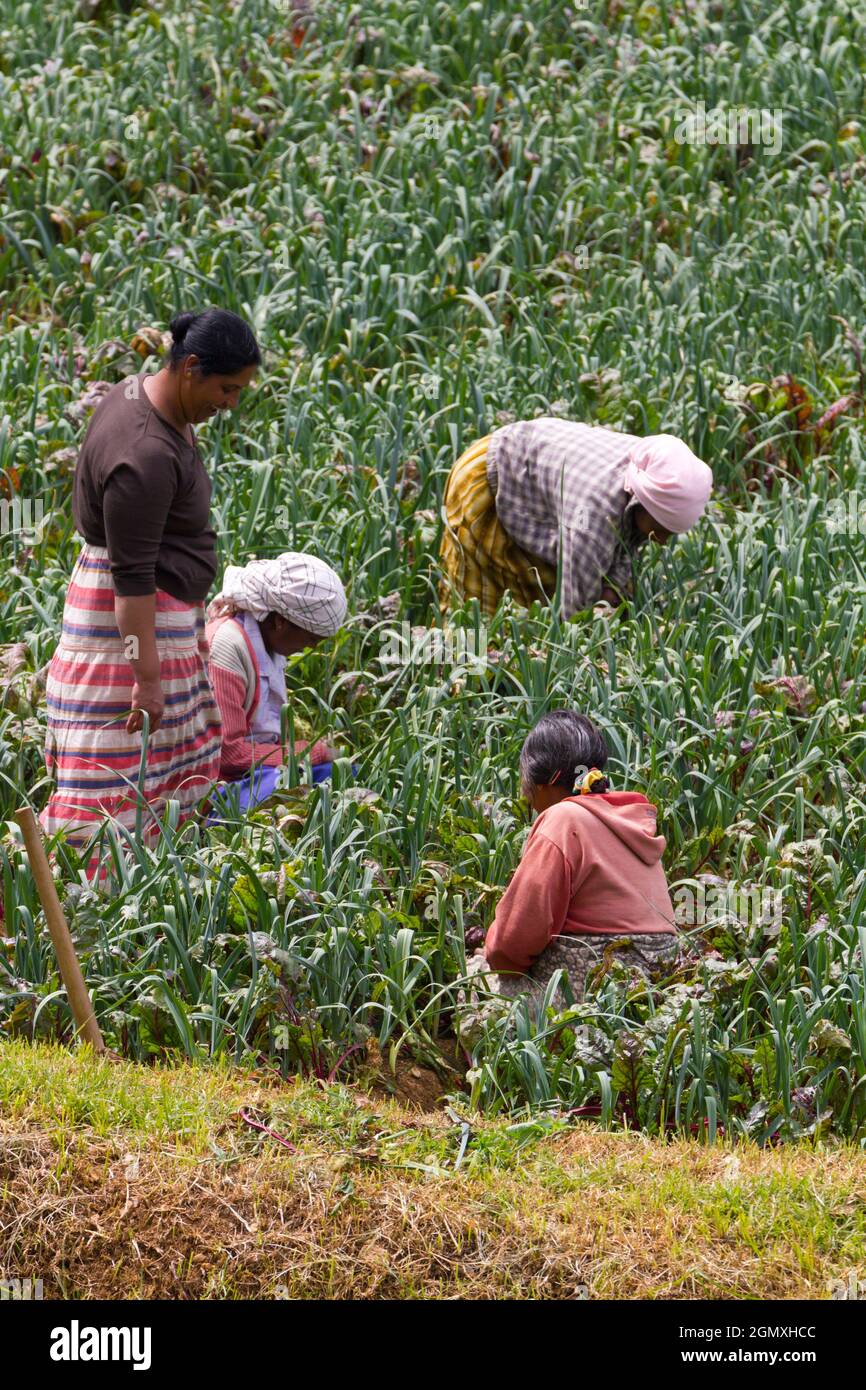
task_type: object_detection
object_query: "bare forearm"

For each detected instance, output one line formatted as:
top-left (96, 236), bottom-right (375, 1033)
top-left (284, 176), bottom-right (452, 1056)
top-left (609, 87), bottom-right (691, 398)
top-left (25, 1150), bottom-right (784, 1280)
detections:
top-left (115, 594), bottom-right (164, 733)
top-left (115, 594), bottom-right (160, 680)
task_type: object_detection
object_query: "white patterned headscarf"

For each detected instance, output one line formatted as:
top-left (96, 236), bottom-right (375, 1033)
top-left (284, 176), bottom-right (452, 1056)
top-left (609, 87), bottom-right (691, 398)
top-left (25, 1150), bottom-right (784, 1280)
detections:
top-left (214, 553), bottom-right (347, 636)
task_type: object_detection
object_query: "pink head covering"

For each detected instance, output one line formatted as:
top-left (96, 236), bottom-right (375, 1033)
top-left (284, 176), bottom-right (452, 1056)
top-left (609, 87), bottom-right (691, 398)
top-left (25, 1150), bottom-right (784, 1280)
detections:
top-left (623, 434), bottom-right (713, 534)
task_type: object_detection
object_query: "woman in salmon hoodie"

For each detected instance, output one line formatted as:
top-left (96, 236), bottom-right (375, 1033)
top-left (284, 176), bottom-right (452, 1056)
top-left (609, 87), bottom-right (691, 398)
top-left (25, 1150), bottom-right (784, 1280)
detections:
top-left (467, 709), bottom-right (679, 1024)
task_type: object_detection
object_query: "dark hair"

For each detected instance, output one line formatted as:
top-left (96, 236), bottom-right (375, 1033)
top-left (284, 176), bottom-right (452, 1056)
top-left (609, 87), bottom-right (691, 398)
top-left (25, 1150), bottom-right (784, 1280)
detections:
top-left (167, 308), bottom-right (262, 377)
top-left (519, 709), bottom-right (610, 795)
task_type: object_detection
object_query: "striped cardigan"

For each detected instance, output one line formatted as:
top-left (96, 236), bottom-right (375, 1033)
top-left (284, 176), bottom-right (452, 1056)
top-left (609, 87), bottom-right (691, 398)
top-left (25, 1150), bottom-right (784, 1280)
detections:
top-left (205, 613), bottom-right (329, 780)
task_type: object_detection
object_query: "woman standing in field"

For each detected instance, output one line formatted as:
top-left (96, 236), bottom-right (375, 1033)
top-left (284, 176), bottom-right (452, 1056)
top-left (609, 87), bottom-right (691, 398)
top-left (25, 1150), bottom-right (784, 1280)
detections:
top-left (41, 308), bottom-right (261, 870)
top-left (439, 418), bottom-right (713, 618)
top-left (206, 552), bottom-right (347, 809)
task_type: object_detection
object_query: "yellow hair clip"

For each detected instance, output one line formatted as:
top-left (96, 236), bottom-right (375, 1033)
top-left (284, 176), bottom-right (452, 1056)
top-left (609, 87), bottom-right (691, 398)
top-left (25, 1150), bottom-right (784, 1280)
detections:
top-left (580, 768), bottom-right (606, 795)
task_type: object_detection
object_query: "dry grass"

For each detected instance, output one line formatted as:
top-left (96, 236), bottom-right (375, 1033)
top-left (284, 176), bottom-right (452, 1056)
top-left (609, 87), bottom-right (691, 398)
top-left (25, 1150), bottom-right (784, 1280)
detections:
top-left (1, 1043), bottom-right (865, 1299)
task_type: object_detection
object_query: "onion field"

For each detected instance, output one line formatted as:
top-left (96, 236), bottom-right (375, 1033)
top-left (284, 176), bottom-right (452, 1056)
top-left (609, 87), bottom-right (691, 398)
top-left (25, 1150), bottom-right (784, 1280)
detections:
top-left (2, 0), bottom-right (866, 1147)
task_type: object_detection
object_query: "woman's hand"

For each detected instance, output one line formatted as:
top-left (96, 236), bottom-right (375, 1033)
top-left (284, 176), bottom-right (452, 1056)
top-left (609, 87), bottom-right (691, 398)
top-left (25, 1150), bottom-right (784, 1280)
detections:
top-left (127, 677), bottom-right (165, 734)
top-left (594, 586), bottom-right (624, 621)
top-left (295, 738), bottom-right (340, 765)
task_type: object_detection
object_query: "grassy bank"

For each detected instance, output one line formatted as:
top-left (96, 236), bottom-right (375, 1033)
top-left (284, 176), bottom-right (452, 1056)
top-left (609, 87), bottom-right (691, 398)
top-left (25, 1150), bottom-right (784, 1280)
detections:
top-left (1, 1041), bottom-right (865, 1299)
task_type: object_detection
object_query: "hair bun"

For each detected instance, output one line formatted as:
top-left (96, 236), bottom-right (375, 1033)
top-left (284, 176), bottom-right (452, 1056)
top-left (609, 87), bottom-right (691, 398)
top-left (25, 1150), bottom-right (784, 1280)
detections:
top-left (169, 312), bottom-right (196, 344)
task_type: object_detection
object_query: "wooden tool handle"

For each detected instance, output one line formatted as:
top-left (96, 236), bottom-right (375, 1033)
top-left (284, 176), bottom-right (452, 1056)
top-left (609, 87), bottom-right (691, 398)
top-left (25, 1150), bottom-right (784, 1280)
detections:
top-left (15, 807), bottom-right (105, 1054)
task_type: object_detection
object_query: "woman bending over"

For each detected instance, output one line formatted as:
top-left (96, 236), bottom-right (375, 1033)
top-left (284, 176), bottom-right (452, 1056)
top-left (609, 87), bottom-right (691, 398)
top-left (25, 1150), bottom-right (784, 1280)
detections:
top-left (206, 552), bottom-right (347, 803)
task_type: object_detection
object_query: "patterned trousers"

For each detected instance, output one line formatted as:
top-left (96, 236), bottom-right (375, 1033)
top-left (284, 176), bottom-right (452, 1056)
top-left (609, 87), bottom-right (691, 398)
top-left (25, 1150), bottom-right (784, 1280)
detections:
top-left (457, 932), bottom-right (680, 1046)
top-left (438, 434), bottom-right (557, 617)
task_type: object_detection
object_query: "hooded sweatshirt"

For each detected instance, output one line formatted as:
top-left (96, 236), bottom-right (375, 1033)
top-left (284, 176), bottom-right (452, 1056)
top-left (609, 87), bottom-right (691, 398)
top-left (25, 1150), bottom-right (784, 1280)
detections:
top-left (484, 792), bottom-right (676, 974)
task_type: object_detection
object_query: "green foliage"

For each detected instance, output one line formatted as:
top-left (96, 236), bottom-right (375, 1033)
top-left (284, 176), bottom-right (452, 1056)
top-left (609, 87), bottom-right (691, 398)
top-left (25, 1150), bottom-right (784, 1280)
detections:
top-left (2, 0), bottom-right (866, 1139)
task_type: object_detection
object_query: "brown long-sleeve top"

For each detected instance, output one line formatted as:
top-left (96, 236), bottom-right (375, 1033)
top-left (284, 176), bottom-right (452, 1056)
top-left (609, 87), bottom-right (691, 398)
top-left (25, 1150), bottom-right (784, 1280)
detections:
top-left (72, 374), bottom-right (217, 603)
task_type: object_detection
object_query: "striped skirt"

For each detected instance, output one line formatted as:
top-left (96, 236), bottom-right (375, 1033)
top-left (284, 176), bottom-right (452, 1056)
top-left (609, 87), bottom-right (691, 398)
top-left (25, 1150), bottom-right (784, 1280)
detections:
top-left (439, 435), bottom-right (557, 617)
top-left (41, 546), bottom-right (222, 872)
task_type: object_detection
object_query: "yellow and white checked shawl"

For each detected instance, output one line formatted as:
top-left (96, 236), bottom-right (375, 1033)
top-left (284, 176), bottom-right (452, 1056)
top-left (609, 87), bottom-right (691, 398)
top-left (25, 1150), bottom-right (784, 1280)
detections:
top-left (439, 436), bottom-right (557, 618)
top-left (440, 420), bottom-right (645, 618)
